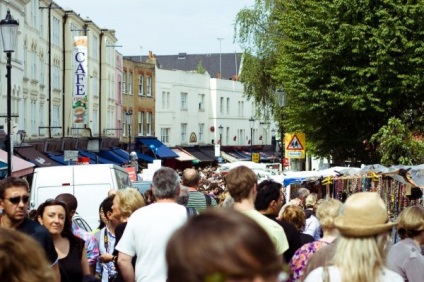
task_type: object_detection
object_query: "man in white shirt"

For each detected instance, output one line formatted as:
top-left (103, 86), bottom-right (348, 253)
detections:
top-left (115, 167), bottom-right (186, 282)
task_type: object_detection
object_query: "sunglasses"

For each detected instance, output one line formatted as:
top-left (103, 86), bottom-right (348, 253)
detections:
top-left (6, 195), bottom-right (30, 204)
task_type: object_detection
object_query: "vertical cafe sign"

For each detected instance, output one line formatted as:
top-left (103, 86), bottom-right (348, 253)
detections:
top-left (72, 36), bottom-right (88, 124)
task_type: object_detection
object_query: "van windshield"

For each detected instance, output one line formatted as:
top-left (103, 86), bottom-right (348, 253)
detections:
top-left (115, 169), bottom-right (132, 189)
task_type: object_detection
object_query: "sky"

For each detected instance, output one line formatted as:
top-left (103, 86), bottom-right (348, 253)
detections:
top-left (54, 0), bottom-right (255, 56)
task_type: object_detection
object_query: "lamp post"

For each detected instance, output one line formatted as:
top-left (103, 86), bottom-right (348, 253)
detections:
top-left (276, 89), bottom-right (287, 170)
top-left (217, 38), bottom-right (223, 78)
top-left (125, 110), bottom-right (133, 159)
top-left (218, 124), bottom-right (223, 145)
top-left (249, 117), bottom-right (254, 161)
top-left (0, 10), bottom-right (19, 177)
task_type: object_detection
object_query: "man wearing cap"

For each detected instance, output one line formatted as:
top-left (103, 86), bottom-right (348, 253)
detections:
top-left (0, 177), bottom-right (60, 282)
top-left (226, 165), bottom-right (289, 259)
top-left (304, 192), bottom-right (403, 282)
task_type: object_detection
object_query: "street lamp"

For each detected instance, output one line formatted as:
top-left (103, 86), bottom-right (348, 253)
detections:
top-left (125, 110), bottom-right (133, 158)
top-left (249, 117), bottom-right (254, 161)
top-left (0, 10), bottom-right (19, 177)
top-left (271, 128), bottom-right (276, 145)
top-left (218, 124), bottom-right (223, 145)
top-left (276, 89), bottom-right (287, 170)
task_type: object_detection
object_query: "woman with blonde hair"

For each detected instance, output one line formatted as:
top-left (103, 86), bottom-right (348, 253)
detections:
top-left (387, 206), bottom-right (424, 281)
top-left (0, 228), bottom-right (55, 282)
top-left (304, 192), bottom-right (403, 282)
top-left (289, 198), bottom-right (342, 281)
top-left (110, 188), bottom-right (145, 282)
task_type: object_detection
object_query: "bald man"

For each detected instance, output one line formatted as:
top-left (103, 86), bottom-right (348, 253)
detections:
top-left (182, 168), bottom-right (217, 213)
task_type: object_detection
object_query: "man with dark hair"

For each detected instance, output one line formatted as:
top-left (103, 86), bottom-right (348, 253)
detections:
top-left (0, 177), bottom-right (60, 282)
top-left (56, 193), bottom-right (100, 275)
top-left (116, 167), bottom-right (187, 282)
top-left (183, 168), bottom-right (217, 213)
top-left (226, 166), bottom-right (289, 259)
top-left (255, 180), bottom-right (302, 263)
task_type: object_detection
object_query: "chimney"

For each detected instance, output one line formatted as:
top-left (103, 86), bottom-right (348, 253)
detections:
top-left (146, 50), bottom-right (157, 65)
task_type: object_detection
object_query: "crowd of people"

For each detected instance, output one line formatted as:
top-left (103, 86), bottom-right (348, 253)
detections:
top-left (0, 164), bottom-right (423, 282)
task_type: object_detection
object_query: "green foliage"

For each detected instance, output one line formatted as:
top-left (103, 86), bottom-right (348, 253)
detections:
top-left (235, 0), bottom-right (424, 164)
top-left (196, 60), bottom-right (206, 74)
top-left (370, 118), bottom-right (424, 165)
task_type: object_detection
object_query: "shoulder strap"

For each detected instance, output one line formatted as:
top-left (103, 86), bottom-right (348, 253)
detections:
top-left (204, 194), bottom-right (212, 207)
top-left (186, 207), bottom-right (197, 218)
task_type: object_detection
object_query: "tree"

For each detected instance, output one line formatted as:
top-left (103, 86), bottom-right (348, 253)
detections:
top-left (235, 0), bottom-right (424, 164)
top-left (371, 117), bottom-right (424, 165)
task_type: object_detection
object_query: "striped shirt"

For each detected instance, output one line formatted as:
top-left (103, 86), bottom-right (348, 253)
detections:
top-left (187, 191), bottom-right (217, 213)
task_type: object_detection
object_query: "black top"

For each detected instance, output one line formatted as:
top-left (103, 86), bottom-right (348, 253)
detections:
top-left (59, 237), bottom-right (85, 282)
top-left (300, 233), bottom-right (315, 246)
top-left (17, 217), bottom-right (59, 265)
top-left (113, 222), bottom-right (136, 282)
top-left (263, 214), bottom-right (302, 263)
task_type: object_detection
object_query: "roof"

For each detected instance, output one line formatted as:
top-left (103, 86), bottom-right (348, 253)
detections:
top-left (125, 52), bottom-right (243, 80)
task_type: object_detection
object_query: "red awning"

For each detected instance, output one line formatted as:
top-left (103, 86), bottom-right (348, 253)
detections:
top-left (0, 149), bottom-right (35, 177)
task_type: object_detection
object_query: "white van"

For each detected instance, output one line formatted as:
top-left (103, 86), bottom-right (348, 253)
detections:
top-left (30, 164), bottom-right (131, 230)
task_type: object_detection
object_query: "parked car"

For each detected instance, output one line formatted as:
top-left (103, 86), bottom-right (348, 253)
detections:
top-left (131, 181), bottom-right (152, 194)
top-left (73, 213), bottom-right (92, 232)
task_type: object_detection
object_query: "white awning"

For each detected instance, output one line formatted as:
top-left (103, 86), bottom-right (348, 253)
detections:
top-left (172, 148), bottom-right (198, 162)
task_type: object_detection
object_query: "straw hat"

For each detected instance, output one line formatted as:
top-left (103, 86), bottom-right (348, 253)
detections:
top-left (334, 192), bottom-right (395, 237)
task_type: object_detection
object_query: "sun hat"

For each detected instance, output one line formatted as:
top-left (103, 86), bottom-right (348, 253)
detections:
top-left (334, 192), bottom-right (395, 237)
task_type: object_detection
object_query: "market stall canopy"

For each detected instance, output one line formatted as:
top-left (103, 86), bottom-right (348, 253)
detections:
top-left (0, 149), bottom-right (35, 177)
top-left (360, 164), bottom-right (424, 188)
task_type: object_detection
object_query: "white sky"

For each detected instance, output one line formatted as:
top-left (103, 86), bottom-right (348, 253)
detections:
top-left (54, 0), bottom-right (255, 56)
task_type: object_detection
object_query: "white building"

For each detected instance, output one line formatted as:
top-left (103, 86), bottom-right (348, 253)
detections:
top-left (155, 67), bottom-right (275, 148)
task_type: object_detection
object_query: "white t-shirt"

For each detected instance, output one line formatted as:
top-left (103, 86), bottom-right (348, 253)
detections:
top-left (304, 265), bottom-right (403, 282)
top-left (304, 214), bottom-right (321, 240)
top-left (115, 202), bottom-right (187, 282)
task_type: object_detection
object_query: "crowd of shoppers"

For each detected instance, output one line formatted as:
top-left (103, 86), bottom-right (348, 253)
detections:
top-left (0, 165), bottom-right (423, 282)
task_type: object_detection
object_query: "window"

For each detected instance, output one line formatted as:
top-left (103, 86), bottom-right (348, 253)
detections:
top-left (181, 123), bottom-right (187, 143)
top-left (227, 98), bottom-right (230, 114)
top-left (53, 66), bottom-right (60, 89)
top-left (146, 112), bottom-right (152, 135)
top-left (138, 111), bottom-right (143, 136)
top-left (161, 128), bottom-right (170, 143)
top-left (138, 75), bottom-right (143, 96)
top-left (31, 1), bottom-right (37, 27)
top-left (146, 76), bottom-right (152, 96)
top-left (92, 110), bottom-right (98, 135)
top-left (220, 97), bottom-right (224, 114)
top-left (53, 105), bottom-right (60, 135)
top-left (122, 71), bottom-right (126, 93)
top-left (238, 101), bottom-right (244, 117)
top-left (31, 100), bottom-right (36, 136)
top-left (181, 92), bottom-right (187, 110)
top-left (128, 73), bottom-right (133, 94)
top-left (92, 76), bottom-right (98, 97)
top-left (162, 91), bottom-right (170, 109)
top-left (39, 9), bottom-right (44, 38)
top-left (199, 123), bottom-right (204, 142)
top-left (52, 16), bottom-right (60, 46)
top-left (198, 94), bottom-right (205, 111)
top-left (39, 57), bottom-right (44, 84)
top-left (31, 52), bottom-right (36, 80)
top-left (92, 35), bottom-right (98, 60)
top-left (39, 103), bottom-right (44, 135)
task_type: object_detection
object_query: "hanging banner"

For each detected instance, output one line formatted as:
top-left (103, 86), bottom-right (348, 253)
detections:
top-left (285, 132), bottom-right (306, 159)
top-left (72, 36), bottom-right (88, 124)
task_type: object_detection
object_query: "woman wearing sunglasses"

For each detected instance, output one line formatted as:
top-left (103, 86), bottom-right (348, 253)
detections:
top-left (37, 199), bottom-right (90, 282)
